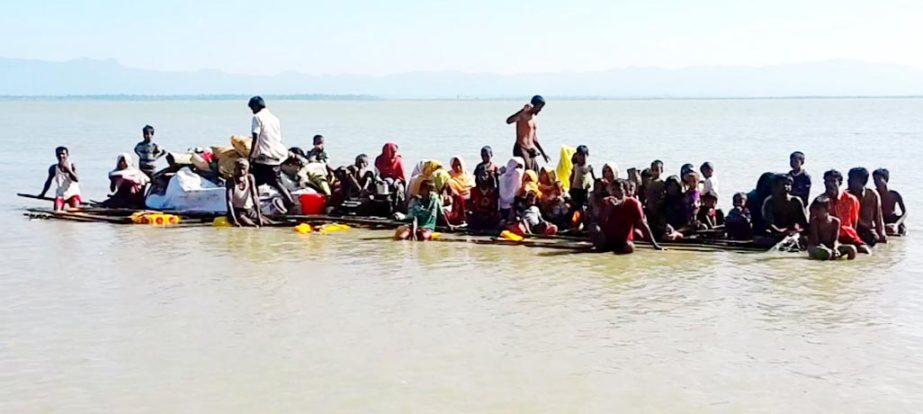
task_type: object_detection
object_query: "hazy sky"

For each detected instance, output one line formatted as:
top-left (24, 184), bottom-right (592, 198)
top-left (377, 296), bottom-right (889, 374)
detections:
top-left (2, 0), bottom-right (920, 76)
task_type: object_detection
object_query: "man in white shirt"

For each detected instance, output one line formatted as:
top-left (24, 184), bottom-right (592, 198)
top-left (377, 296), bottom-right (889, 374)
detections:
top-left (248, 96), bottom-right (293, 209)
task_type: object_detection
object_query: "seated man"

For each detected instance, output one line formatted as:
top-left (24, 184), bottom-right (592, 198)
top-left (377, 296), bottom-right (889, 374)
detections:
top-left (848, 167), bottom-right (887, 245)
top-left (593, 179), bottom-right (664, 254)
top-left (761, 174), bottom-right (808, 240)
top-left (807, 196), bottom-right (857, 260)
top-left (339, 154), bottom-right (376, 198)
top-left (823, 169), bottom-right (871, 254)
top-left (873, 168), bottom-right (907, 236)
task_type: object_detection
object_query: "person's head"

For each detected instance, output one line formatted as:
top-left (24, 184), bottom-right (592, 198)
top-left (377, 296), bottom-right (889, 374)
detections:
top-left (772, 173), bottom-right (793, 196)
top-left (810, 196), bottom-right (832, 220)
top-left (420, 179), bottom-right (435, 198)
top-left (117, 154), bottom-right (129, 170)
top-left (381, 142), bottom-right (398, 159)
top-left (506, 157), bottom-right (523, 172)
top-left (592, 178), bottom-right (608, 197)
top-left (823, 169), bottom-right (843, 196)
top-left (313, 135), bottom-right (325, 148)
top-left (522, 170), bottom-right (538, 185)
top-left (873, 168), bottom-right (890, 189)
top-left (289, 146), bottom-right (306, 158)
top-left (234, 158), bottom-right (250, 178)
top-left (732, 192), bottom-right (747, 209)
top-left (702, 191), bottom-right (718, 209)
top-left (142, 125), bottom-right (155, 141)
top-left (650, 160), bottom-right (664, 179)
top-left (539, 167), bottom-right (553, 185)
top-left (609, 179), bottom-right (630, 200)
top-left (665, 175), bottom-right (683, 196)
top-left (790, 151), bottom-right (805, 171)
top-left (553, 181), bottom-right (565, 197)
top-left (700, 162), bottom-right (714, 178)
top-left (530, 95), bottom-right (546, 114)
top-left (355, 154), bottom-right (369, 169)
top-left (451, 157), bottom-right (463, 173)
top-left (756, 172), bottom-right (775, 197)
top-left (525, 190), bottom-right (538, 206)
top-left (641, 168), bottom-right (653, 187)
top-left (680, 163), bottom-right (694, 178)
top-left (683, 171), bottom-right (699, 189)
top-left (248, 96), bottom-right (266, 114)
top-left (55, 146), bottom-right (69, 161)
top-left (847, 167), bottom-right (870, 193)
top-left (574, 145), bottom-right (589, 165)
top-left (602, 163), bottom-right (618, 182)
top-left (480, 145), bottom-right (493, 163)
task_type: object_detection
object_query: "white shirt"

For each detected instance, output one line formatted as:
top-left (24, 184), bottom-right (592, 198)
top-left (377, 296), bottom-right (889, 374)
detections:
top-left (703, 176), bottom-right (718, 196)
top-left (250, 109), bottom-right (287, 165)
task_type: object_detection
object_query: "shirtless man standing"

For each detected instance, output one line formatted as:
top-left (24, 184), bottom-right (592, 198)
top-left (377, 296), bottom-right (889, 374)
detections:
top-left (506, 95), bottom-right (550, 172)
top-left (847, 167), bottom-right (887, 246)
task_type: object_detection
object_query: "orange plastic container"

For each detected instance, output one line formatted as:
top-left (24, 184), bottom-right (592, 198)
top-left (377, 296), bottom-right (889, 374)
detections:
top-left (299, 193), bottom-right (327, 215)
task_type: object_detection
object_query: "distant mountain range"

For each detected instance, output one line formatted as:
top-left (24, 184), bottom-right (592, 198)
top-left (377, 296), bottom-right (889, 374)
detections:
top-left (2, 57), bottom-right (923, 99)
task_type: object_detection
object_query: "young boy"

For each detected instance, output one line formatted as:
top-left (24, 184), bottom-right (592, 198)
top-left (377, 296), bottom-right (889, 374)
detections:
top-left (645, 160), bottom-right (665, 212)
top-left (848, 167), bottom-right (887, 245)
top-left (226, 159), bottom-right (267, 227)
top-left (700, 162), bottom-right (718, 197)
top-left (474, 145), bottom-right (499, 182)
top-left (697, 191), bottom-right (723, 229)
top-left (134, 125), bottom-right (165, 177)
top-left (761, 174), bottom-right (808, 239)
top-left (593, 179), bottom-right (664, 254)
top-left (788, 151), bottom-right (811, 206)
top-left (807, 196), bottom-right (857, 260)
top-left (568, 145), bottom-right (593, 209)
top-left (873, 168), bottom-right (907, 236)
top-left (824, 169), bottom-right (871, 254)
top-left (39, 146), bottom-right (82, 211)
top-left (305, 135), bottom-right (328, 164)
top-left (725, 192), bottom-right (752, 240)
top-left (510, 191), bottom-right (557, 236)
top-left (395, 179), bottom-right (450, 241)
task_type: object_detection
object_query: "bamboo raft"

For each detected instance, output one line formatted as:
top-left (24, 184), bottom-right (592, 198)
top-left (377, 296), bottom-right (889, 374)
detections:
top-left (19, 193), bottom-right (772, 253)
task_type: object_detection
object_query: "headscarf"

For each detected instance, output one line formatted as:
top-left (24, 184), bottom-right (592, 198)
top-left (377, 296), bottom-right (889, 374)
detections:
top-left (520, 170), bottom-right (542, 198)
top-left (538, 167), bottom-right (557, 199)
top-left (109, 153), bottom-right (150, 187)
top-left (556, 145), bottom-right (575, 192)
top-left (375, 142), bottom-right (406, 181)
top-left (499, 157), bottom-right (525, 210)
top-left (408, 160), bottom-right (443, 196)
top-left (448, 156), bottom-right (475, 197)
top-left (602, 162), bottom-right (620, 183)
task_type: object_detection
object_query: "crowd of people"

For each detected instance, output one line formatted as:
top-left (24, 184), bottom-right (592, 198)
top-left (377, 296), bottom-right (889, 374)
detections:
top-left (37, 96), bottom-right (908, 258)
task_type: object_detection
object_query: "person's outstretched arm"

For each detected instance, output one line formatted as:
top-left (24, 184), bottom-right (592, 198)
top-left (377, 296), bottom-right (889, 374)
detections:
top-left (638, 217), bottom-right (664, 250)
top-left (226, 183), bottom-right (241, 227)
top-left (39, 165), bottom-right (55, 197)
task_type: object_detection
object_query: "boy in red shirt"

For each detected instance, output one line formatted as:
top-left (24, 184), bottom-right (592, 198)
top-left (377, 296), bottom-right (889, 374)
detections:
top-left (594, 179), bottom-right (664, 254)
top-left (823, 169), bottom-right (871, 254)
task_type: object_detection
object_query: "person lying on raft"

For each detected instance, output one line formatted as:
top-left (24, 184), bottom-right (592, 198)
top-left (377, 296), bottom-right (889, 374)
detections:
top-left (592, 179), bottom-right (664, 254)
top-left (39, 146), bottom-right (81, 211)
top-left (103, 153), bottom-right (150, 209)
top-left (848, 167), bottom-right (887, 246)
top-left (823, 169), bottom-right (871, 254)
top-left (226, 159), bottom-right (271, 227)
top-left (395, 179), bottom-right (455, 241)
top-left (807, 196), bottom-right (857, 260)
top-left (873, 168), bottom-right (907, 236)
top-left (761, 173), bottom-right (808, 241)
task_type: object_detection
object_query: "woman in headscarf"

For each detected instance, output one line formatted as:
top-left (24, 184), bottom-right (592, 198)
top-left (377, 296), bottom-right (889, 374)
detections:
top-left (448, 156), bottom-right (475, 199)
top-left (103, 153), bottom-right (150, 208)
top-left (375, 142), bottom-right (406, 183)
top-left (407, 160), bottom-right (443, 198)
top-left (519, 169), bottom-right (542, 199)
top-left (537, 167), bottom-right (557, 200)
top-left (601, 162), bottom-right (620, 185)
top-left (498, 157), bottom-right (525, 222)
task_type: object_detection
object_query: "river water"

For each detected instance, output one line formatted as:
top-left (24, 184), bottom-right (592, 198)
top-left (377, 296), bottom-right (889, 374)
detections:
top-left (1, 99), bottom-right (921, 412)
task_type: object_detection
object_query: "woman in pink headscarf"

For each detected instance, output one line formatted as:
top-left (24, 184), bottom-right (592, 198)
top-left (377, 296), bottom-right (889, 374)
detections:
top-left (374, 142), bottom-right (408, 208)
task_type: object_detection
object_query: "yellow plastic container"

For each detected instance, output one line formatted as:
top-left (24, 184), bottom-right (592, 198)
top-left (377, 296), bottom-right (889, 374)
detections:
top-left (293, 223), bottom-right (313, 233)
top-left (213, 216), bottom-right (231, 227)
top-left (499, 230), bottom-right (524, 242)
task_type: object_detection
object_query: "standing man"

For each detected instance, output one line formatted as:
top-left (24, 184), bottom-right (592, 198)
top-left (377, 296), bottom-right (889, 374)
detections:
top-left (506, 95), bottom-right (550, 172)
top-left (248, 96), bottom-right (293, 210)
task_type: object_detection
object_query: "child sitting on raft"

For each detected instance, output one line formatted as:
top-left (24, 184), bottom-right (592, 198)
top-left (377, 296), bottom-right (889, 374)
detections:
top-left (569, 145), bottom-right (593, 210)
top-left (592, 179), bottom-right (664, 254)
top-left (807, 196), bottom-right (857, 260)
top-left (395, 179), bottom-right (452, 241)
top-left (697, 191), bottom-right (723, 229)
top-left (39, 146), bottom-right (81, 211)
top-left (701, 162), bottom-right (718, 197)
top-left (305, 134), bottom-right (328, 164)
top-left (508, 190), bottom-right (558, 236)
top-left (873, 168), bottom-right (907, 236)
top-left (761, 173), bottom-right (808, 241)
top-left (544, 181), bottom-right (572, 229)
top-left (103, 153), bottom-right (150, 209)
top-left (725, 192), bottom-right (753, 240)
top-left (226, 159), bottom-right (269, 227)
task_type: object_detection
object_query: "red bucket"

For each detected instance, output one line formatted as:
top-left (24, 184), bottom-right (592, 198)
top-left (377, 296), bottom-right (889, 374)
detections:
top-left (299, 193), bottom-right (327, 215)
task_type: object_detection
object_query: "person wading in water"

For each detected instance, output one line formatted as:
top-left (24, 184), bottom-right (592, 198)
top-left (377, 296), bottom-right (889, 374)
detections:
top-left (506, 95), bottom-right (550, 172)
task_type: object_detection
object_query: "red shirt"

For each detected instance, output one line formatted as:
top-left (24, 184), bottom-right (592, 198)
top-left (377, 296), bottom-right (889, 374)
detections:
top-left (830, 190), bottom-right (862, 244)
top-left (602, 197), bottom-right (644, 243)
top-left (470, 188), bottom-right (498, 216)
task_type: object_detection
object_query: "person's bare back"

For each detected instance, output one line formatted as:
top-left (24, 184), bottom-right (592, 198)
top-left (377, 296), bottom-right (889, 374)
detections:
top-left (879, 189), bottom-right (902, 218)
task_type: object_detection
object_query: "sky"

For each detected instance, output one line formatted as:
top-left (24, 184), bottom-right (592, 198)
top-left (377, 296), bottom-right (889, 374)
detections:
top-left (1, 0), bottom-right (921, 76)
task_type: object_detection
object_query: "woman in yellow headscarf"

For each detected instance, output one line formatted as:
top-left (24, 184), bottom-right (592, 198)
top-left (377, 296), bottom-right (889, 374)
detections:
top-left (537, 167), bottom-right (557, 201)
top-left (519, 169), bottom-right (542, 199)
top-left (447, 156), bottom-right (475, 199)
top-left (408, 160), bottom-right (443, 197)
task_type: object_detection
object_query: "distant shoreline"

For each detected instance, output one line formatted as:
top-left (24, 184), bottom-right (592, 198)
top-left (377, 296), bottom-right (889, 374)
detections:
top-left (1, 94), bottom-right (922, 102)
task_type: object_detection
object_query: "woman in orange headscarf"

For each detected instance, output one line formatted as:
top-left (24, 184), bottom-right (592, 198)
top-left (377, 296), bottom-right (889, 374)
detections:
top-left (448, 156), bottom-right (475, 199)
